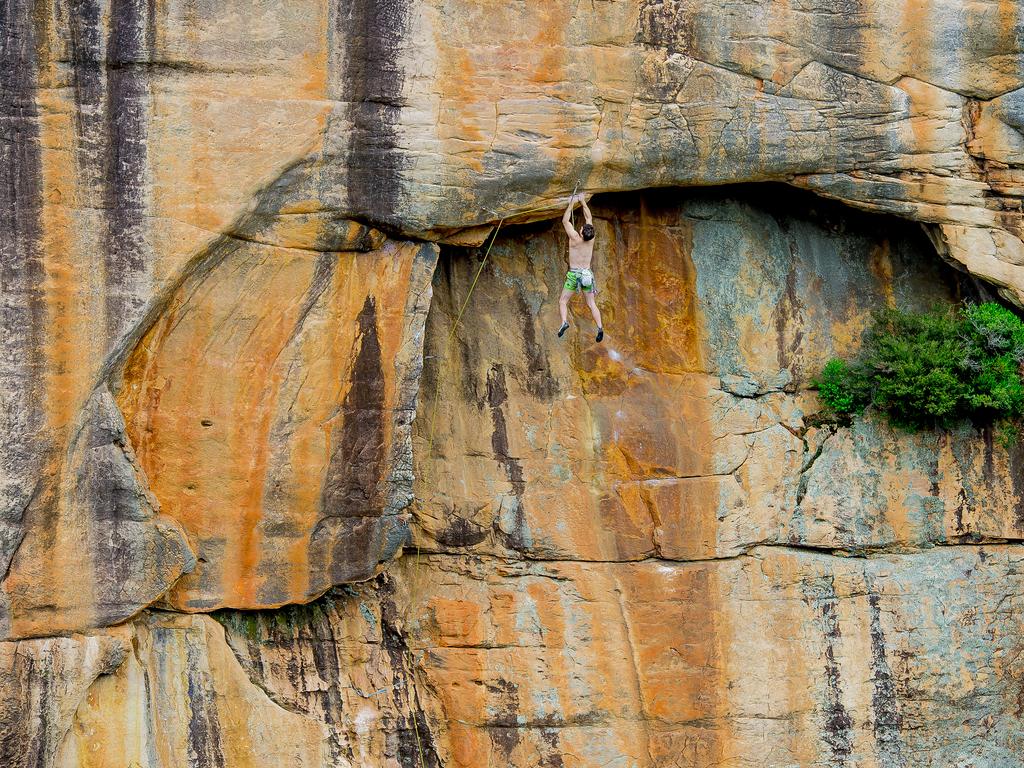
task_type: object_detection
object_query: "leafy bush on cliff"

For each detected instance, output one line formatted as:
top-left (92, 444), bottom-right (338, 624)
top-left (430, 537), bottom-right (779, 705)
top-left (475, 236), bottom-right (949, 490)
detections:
top-left (813, 303), bottom-right (1024, 431)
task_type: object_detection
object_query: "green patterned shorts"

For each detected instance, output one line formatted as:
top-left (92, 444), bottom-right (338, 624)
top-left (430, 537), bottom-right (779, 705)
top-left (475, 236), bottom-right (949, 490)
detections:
top-left (564, 268), bottom-right (596, 293)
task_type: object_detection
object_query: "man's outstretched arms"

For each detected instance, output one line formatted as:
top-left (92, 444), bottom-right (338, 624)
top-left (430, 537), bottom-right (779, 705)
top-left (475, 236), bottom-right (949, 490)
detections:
top-left (562, 195), bottom-right (582, 240)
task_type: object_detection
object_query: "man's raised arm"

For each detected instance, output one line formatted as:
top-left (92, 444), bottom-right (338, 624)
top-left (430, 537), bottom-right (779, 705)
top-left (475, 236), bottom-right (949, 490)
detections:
top-left (580, 195), bottom-right (593, 225)
top-left (562, 195), bottom-right (581, 240)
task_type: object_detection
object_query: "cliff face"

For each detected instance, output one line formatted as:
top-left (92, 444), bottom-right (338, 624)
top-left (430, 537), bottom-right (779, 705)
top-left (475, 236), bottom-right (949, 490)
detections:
top-left (4, 2), bottom-right (1024, 767)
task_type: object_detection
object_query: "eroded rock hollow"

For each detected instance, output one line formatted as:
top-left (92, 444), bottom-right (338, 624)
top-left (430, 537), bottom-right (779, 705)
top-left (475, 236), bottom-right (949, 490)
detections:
top-left (4, 2), bottom-right (1024, 767)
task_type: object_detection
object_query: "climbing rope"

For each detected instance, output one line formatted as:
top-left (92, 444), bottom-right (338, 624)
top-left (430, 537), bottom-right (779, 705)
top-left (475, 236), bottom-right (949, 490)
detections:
top-left (409, 624), bottom-right (428, 767)
top-left (569, 180), bottom-right (580, 232)
top-left (408, 219), bottom-right (506, 768)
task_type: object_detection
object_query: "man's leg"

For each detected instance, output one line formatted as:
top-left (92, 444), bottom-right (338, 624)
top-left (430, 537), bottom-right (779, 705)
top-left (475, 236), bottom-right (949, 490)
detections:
top-left (585, 291), bottom-right (604, 342)
top-left (558, 288), bottom-right (573, 336)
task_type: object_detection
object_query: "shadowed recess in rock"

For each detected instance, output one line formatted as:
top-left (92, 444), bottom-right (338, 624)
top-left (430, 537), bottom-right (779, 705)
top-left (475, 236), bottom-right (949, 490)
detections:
top-left (414, 185), bottom-right (1015, 566)
top-left (216, 575), bottom-right (444, 768)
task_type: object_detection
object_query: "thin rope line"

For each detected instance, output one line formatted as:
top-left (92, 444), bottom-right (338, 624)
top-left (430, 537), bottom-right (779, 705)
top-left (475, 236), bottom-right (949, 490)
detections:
top-left (426, 217), bottom-right (506, 452)
top-left (406, 192), bottom-right (581, 767)
top-left (410, 219), bottom-right (505, 766)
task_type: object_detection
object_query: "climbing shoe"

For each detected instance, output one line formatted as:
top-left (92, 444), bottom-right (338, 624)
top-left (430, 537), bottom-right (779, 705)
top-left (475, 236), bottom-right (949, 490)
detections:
top-left (596, 327), bottom-right (604, 343)
top-left (558, 322), bottom-right (570, 338)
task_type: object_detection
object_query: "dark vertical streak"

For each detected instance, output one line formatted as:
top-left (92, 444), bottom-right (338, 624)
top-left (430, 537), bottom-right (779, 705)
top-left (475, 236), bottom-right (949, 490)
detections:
top-left (486, 365), bottom-right (525, 498)
top-left (35, 653), bottom-right (57, 768)
top-left (68, 0), bottom-right (151, 345)
top-left (487, 364), bottom-right (528, 550)
top-left (337, 0), bottom-right (409, 228)
top-left (1008, 439), bottom-right (1024, 534)
top-left (774, 220), bottom-right (805, 376)
top-left (145, 0), bottom-right (158, 55)
top-left (867, 590), bottom-right (905, 766)
top-left (309, 296), bottom-right (388, 586)
top-left (103, 0), bottom-right (151, 340)
top-left (539, 728), bottom-right (565, 768)
top-left (68, 1), bottom-right (105, 158)
top-left (380, 586), bottom-right (440, 768)
top-left (818, 0), bottom-right (868, 75)
top-left (320, 296), bottom-right (386, 517)
top-left (0, 0), bottom-right (46, 533)
top-left (487, 678), bottom-right (522, 758)
top-left (304, 604), bottom-right (351, 765)
top-left (1, 652), bottom-right (42, 767)
top-left (515, 290), bottom-right (558, 401)
top-left (183, 629), bottom-right (227, 767)
top-left (803, 577), bottom-right (854, 764)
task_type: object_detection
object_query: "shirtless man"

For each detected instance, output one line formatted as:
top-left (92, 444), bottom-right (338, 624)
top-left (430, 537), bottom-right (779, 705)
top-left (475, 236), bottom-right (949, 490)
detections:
top-left (557, 194), bottom-right (604, 342)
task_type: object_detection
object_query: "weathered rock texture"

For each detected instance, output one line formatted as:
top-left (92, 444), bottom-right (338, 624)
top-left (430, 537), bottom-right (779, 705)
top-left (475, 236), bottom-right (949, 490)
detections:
top-left (0, 629), bottom-right (130, 768)
top-left (5, 1), bottom-right (1024, 766)
top-left (2, 386), bottom-right (193, 639)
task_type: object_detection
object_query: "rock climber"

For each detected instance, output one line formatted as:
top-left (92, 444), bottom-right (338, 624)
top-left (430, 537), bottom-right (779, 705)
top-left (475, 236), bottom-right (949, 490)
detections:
top-left (557, 193), bottom-right (604, 342)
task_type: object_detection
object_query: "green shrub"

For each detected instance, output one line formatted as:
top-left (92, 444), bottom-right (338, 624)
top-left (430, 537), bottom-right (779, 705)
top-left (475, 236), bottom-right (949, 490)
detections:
top-left (963, 302), bottom-right (1024, 360)
top-left (814, 358), bottom-right (870, 415)
top-left (813, 302), bottom-right (1024, 433)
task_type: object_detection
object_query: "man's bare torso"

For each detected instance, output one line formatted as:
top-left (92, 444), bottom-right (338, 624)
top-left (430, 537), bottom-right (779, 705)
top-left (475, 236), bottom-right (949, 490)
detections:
top-left (568, 239), bottom-right (594, 270)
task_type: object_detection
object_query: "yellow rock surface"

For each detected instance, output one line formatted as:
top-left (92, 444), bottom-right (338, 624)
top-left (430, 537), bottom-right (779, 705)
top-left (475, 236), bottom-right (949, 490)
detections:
top-left (57, 614), bottom-right (327, 768)
top-left (6, 2), bottom-right (1024, 767)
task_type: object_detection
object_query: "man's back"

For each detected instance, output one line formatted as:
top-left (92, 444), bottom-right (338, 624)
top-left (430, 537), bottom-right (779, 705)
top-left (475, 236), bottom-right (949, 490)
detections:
top-left (568, 238), bottom-right (594, 269)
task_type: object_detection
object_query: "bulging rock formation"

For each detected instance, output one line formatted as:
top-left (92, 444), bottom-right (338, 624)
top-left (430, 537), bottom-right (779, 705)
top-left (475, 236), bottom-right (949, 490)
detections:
top-left (115, 238), bottom-right (437, 612)
top-left (2, 386), bottom-right (193, 639)
top-left (5, 1), bottom-right (1024, 766)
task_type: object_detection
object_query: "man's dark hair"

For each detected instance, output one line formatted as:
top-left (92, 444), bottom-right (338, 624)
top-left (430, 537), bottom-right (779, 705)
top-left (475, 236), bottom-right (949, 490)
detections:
top-left (581, 223), bottom-right (595, 241)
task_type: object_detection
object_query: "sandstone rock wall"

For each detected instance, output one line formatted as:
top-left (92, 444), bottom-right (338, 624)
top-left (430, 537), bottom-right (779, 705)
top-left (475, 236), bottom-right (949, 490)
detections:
top-left (5, 2), bottom-right (1024, 767)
